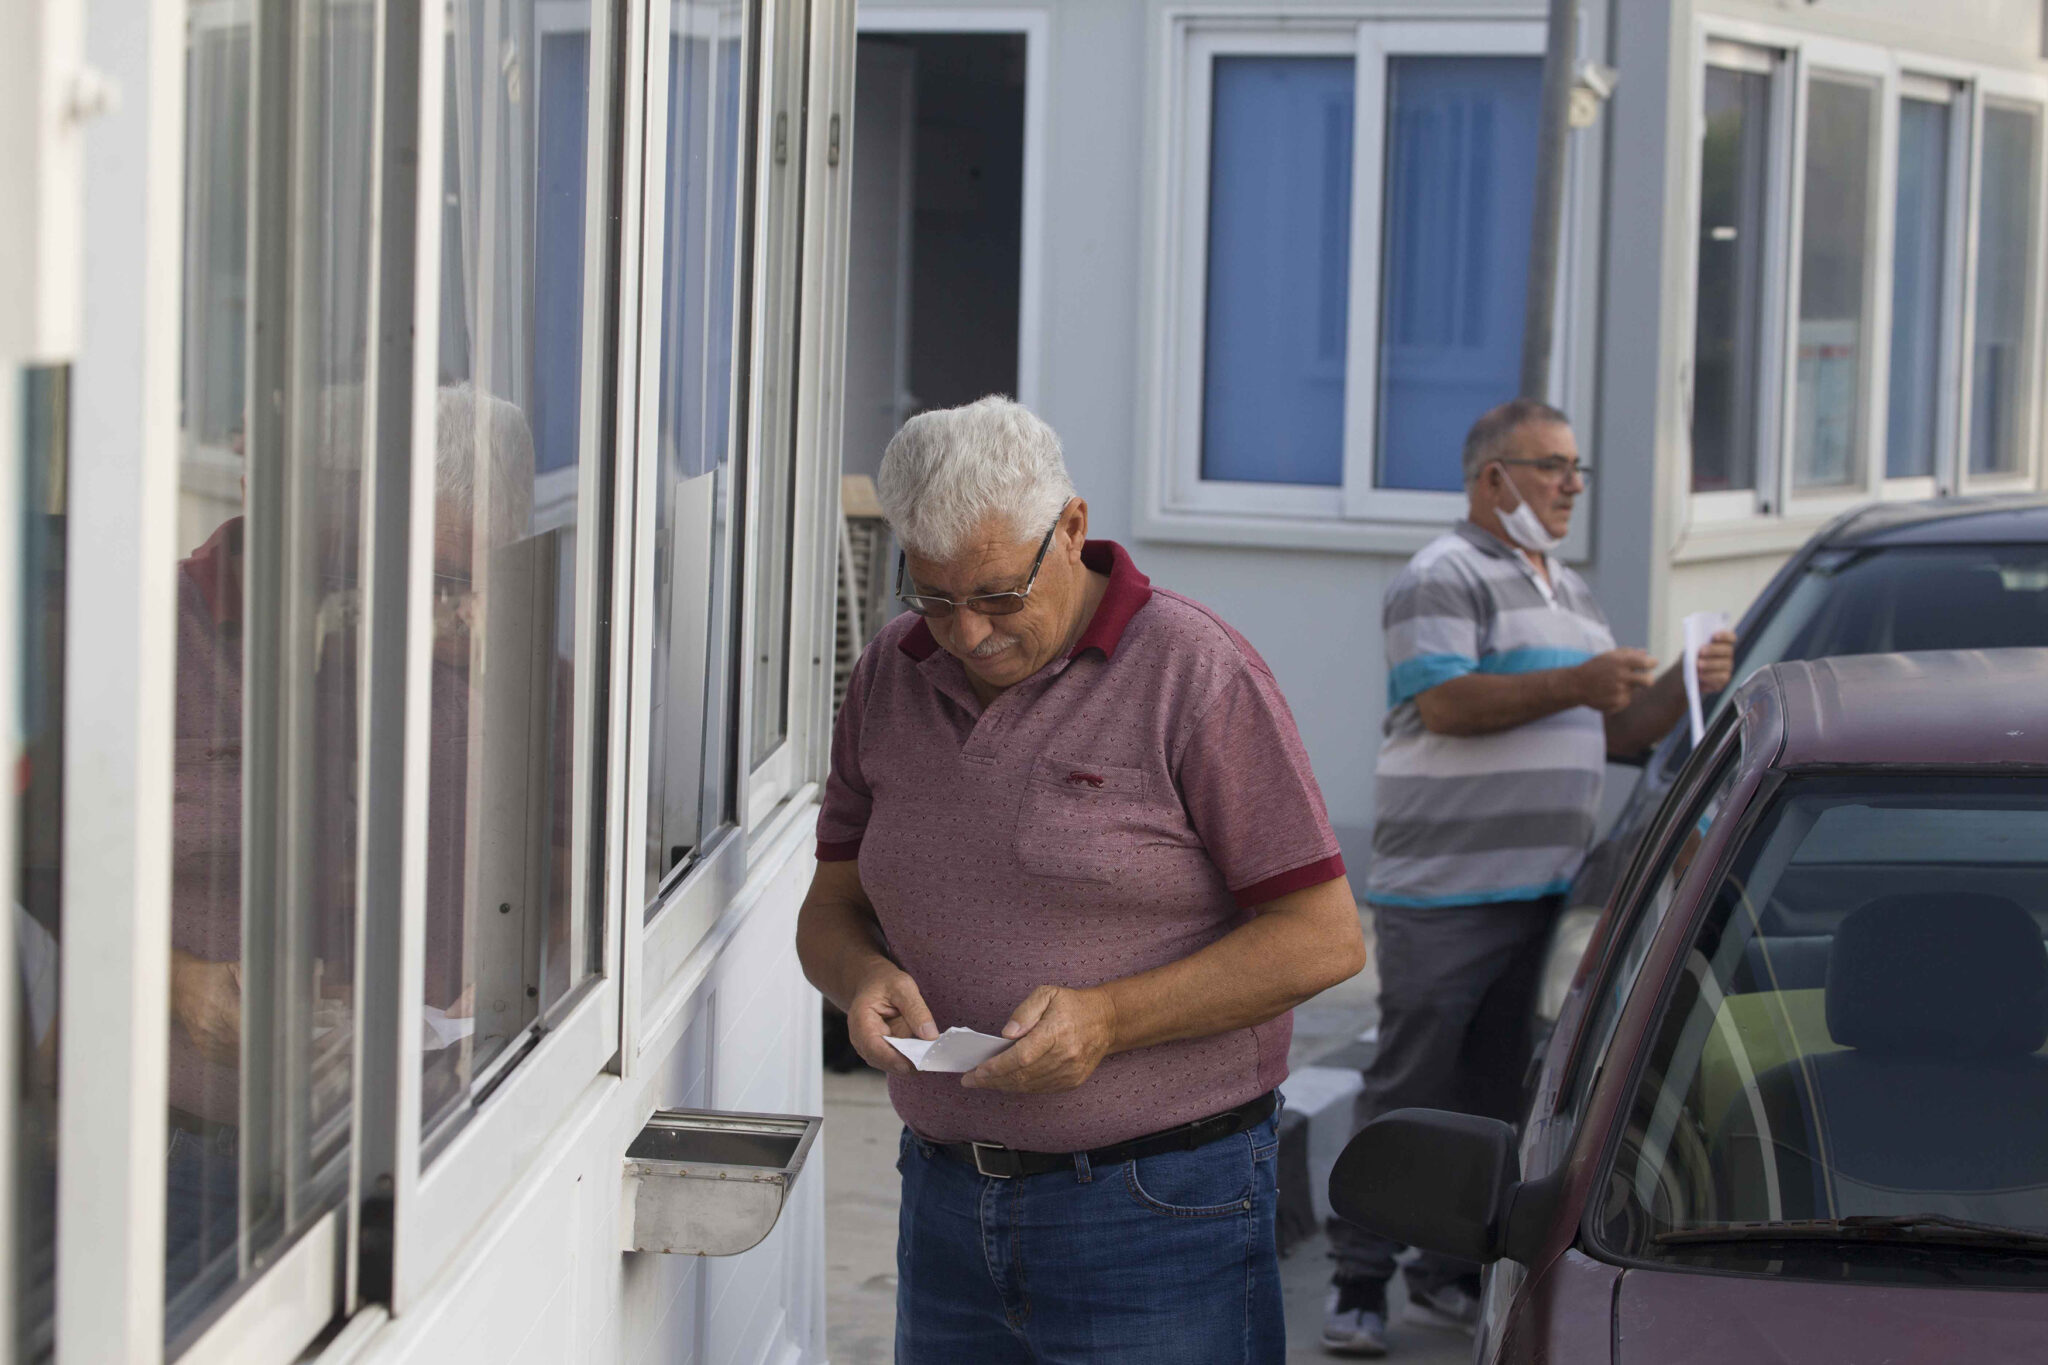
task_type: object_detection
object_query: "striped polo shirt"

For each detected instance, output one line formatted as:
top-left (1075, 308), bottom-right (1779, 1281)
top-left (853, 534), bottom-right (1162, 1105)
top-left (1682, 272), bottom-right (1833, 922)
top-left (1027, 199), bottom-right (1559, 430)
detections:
top-left (1366, 521), bottom-right (1615, 909)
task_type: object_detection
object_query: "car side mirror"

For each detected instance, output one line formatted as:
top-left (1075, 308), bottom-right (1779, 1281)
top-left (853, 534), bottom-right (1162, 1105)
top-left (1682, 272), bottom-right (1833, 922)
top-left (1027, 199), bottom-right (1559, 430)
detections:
top-left (1327, 1109), bottom-right (1561, 1266)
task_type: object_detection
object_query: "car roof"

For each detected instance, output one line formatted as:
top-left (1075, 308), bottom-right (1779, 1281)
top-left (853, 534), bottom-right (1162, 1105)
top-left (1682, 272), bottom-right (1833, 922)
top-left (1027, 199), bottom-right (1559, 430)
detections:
top-left (1821, 494), bottom-right (2048, 548)
top-left (1755, 649), bottom-right (2048, 769)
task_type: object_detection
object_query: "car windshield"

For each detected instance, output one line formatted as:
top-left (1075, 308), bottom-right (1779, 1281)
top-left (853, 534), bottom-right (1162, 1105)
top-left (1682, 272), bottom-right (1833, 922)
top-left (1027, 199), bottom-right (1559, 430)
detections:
top-left (1648, 545), bottom-right (2048, 783)
top-left (1595, 774), bottom-right (2048, 1285)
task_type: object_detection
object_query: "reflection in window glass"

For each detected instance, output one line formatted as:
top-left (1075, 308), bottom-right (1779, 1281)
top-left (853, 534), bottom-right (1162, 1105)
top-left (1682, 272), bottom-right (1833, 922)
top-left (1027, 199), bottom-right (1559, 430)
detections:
top-left (1199, 55), bottom-right (1354, 488)
top-left (1970, 103), bottom-right (2041, 477)
top-left (749, 0), bottom-right (807, 771)
top-left (426, 0), bottom-right (607, 1136)
top-left (166, 0), bottom-right (371, 1340)
top-left (648, 1), bottom-right (747, 897)
top-left (1599, 776), bottom-right (2048, 1286)
top-left (1792, 76), bottom-right (1875, 491)
top-left (1692, 64), bottom-right (1773, 494)
top-left (15, 368), bottom-right (67, 1365)
top-left (1887, 96), bottom-right (1951, 480)
top-left (1377, 56), bottom-right (1542, 493)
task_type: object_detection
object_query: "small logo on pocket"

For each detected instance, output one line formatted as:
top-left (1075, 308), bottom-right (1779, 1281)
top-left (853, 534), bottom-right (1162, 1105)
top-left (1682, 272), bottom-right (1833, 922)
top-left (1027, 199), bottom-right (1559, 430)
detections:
top-left (1066, 771), bottom-right (1106, 789)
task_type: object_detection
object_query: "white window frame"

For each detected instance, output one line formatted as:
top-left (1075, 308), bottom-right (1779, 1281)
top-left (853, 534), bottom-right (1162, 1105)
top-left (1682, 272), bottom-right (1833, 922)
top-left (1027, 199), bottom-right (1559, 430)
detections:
top-left (1877, 71), bottom-right (1970, 503)
top-left (1957, 67), bottom-right (2048, 495)
top-left (1139, 10), bottom-right (1582, 557)
top-left (626, 0), bottom-right (756, 1050)
top-left (1780, 37), bottom-right (1890, 523)
top-left (386, 0), bottom-right (630, 1312)
top-left (1682, 18), bottom-right (2048, 552)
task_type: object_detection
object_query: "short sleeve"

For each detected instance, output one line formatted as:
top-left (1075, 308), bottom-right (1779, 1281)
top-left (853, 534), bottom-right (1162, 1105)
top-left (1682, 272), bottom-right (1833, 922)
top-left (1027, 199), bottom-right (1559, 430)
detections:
top-left (1176, 665), bottom-right (1346, 909)
top-left (1382, 559), bottom-right (1484, 708)
top-left (815, 648), bottom-right (876, 861)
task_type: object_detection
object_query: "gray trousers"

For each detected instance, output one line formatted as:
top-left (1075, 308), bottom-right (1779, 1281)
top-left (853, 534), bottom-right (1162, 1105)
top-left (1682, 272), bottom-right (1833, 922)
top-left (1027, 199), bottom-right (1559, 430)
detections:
top-left (1327, 896), bottom-right (1560, 1290)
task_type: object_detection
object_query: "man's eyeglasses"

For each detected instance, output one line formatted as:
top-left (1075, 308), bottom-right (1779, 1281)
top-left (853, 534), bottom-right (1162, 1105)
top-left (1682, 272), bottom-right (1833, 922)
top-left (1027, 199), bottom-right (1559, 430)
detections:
top-left (1497, 456), bottom-right (1592, 480)
top-left (895, 501), bottom-right (1071, 618)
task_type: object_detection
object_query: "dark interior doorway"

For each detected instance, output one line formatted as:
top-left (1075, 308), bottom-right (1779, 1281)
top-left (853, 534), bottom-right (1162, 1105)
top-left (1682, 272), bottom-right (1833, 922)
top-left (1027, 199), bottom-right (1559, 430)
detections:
top-left (843, 31), bottom-right (1026, 483)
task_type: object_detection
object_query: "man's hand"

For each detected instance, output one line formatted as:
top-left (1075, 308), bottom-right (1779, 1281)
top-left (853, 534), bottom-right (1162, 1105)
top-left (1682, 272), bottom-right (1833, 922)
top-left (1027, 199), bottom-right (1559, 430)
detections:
top-left (962, 985), bottom-right (1118, 1094)
top-left (1573, 648), bottom-right (1657, 713)
top-left (844, 964), bottom-right (939, 1076)
top-left (1695, 629), bottom-right (1737, 694)
top-left (171, 950), bottom-right (242, 1067)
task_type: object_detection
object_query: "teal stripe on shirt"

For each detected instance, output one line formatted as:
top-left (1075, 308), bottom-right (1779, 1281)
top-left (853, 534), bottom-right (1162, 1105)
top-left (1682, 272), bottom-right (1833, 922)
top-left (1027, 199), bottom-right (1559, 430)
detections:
top-left (1387, 653), bottom-right (1477, 708)
top-left (1476, 646), bottom-right (1592, 675)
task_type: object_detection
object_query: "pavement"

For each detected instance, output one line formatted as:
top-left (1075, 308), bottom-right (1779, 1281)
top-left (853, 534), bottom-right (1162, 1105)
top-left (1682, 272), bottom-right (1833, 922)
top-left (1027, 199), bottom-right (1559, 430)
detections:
top-left (822, 908), bottom-right (1473, 1364)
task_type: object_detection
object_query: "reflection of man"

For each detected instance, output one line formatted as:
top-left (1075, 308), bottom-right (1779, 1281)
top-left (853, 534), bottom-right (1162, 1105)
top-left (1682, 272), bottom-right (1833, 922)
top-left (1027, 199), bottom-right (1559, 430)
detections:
top-left (798, 398), bottom-right (1366, 1363)
top-left (165, 384), bottom-right (539, 1316)
top-left (1323, 400), bottom-right (1735, 1357)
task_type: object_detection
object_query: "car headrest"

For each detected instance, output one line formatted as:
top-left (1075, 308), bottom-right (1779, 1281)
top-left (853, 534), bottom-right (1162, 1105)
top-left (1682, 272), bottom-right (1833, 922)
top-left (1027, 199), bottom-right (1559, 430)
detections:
top-left (1827, 893), bottom-right (2048, 1058)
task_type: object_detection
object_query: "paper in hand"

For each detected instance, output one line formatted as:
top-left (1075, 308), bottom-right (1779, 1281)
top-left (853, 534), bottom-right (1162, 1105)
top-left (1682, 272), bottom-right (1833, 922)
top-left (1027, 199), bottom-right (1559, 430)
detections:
top-left (1682, 610), bottom-right (1731, 746)
top-left (884, 1026), bottom-right (1015, 1073)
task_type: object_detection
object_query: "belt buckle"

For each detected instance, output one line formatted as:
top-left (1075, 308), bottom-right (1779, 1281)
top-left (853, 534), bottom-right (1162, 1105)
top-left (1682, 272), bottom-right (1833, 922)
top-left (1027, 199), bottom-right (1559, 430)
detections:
top-left (971, 1142), bottom-right (1018, 1179)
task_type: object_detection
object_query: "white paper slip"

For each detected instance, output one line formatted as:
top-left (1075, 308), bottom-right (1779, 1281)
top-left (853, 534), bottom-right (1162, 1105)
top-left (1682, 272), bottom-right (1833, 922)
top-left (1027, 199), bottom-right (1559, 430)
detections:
top-left (422, 1005), bottom-right (476, 1052)
top-left (884, 1027), bottom-right (1015, 1073)
top-left (1682, 610), bottom-right (1732, 746)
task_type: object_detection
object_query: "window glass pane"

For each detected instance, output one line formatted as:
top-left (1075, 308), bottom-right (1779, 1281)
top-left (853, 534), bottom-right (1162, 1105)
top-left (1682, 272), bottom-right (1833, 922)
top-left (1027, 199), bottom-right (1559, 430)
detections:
top-left (748, 0), bottom-right (806, 770)
top-left (1199, 54), bottom-right (1354, 487)
top-left (648, 0), bottom-right (747, 896)
top-left (1970, 103), bottom-right (2041, 477)
top-left (427, 0), bottom-right (608, 1136)
top-left (167, 0), bottom-right (371, 1338)
top-left (15, 366), bottom-right (68, 1365)
top-left (1692, 64), bottom-right (1774, 494)
top-left (1887, 96), bottom-right (1951, 480)
top-left (1376, 55), bottom-right (1542, 493)
top-left (1597, 775), bottom-right (2048, 1284)
top-left (1792, 75), bottom-right (1876, 491)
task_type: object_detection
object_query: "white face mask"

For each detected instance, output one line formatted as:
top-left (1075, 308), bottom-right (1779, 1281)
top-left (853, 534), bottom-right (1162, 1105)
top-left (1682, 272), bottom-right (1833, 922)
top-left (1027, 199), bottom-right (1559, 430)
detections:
top-left (1491, 462), bottom-right (1564, 554)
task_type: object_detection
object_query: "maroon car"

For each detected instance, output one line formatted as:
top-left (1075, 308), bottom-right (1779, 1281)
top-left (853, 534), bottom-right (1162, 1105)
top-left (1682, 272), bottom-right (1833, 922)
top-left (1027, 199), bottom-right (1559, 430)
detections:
top-left (1330, 649), bottom-right (2048, 1362)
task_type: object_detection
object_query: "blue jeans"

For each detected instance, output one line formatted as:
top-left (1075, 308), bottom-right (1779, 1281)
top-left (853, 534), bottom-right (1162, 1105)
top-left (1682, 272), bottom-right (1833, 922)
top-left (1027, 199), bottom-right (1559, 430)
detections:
top-left (895, 1111), bottom-right (1284, 1364)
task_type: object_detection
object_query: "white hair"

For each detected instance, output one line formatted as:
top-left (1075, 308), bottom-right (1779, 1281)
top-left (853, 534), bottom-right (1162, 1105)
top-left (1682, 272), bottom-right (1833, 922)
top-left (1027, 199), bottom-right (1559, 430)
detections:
top-left (436, 382), bottom-right (535, 549)
top-left (875, 396), bottom-right (1076, 560)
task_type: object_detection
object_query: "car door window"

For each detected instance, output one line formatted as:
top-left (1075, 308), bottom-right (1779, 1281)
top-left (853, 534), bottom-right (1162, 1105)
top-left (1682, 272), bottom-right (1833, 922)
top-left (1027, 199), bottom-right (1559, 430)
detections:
top-left (1557, 715), bottom-right (1745, 1130)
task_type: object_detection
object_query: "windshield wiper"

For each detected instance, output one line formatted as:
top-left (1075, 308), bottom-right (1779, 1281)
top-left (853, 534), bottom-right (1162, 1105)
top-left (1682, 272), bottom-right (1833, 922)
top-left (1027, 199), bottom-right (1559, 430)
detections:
top-left (1657, 1213), bottom-right (2048, 1253)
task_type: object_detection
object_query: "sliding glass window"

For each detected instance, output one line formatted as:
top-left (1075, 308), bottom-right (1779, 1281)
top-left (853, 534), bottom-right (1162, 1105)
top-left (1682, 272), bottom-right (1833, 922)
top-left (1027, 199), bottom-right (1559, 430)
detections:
top-left (1969, 101), bottom-right (2042, 479)
top-left (424, 0), bottom-right (614, 1137)
top-left (1691, 55), bottom-right (1776, 496)
top-left (166, 0), bottom-right (374, 1342)
top-left (1375, 56), bottom-right (1542, 492)
top-left (1200, 55), bottom-right (1353, 489)
top-left (1791, 73), bottom-right (1877, 492)
top-left (748, 0), bottom-right (808, 775)
top-left (647, 0), bottom-right (748, 898)
top-left (1887, 91), bottom-right (1954, 481)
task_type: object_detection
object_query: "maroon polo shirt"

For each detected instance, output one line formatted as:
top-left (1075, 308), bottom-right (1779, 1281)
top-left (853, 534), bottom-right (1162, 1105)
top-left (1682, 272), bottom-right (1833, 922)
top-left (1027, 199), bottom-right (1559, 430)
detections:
top-left (818, 540), bottom-right (1345, 1150)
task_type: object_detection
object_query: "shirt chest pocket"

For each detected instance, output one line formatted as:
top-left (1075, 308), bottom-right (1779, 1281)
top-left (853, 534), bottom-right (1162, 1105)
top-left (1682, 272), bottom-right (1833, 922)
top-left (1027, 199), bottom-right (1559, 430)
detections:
top-left (1015, 754), bottom-right (1150, 884)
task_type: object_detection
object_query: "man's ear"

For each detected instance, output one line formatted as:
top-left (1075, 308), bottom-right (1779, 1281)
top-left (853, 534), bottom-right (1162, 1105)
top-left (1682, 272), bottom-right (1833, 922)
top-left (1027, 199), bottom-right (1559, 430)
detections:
top-left (1063, 497), bottom-right (1089, 558)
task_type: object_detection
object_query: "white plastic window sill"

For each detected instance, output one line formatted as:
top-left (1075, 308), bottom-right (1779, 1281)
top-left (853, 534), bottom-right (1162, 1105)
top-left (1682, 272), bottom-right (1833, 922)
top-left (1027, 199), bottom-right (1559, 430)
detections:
top-left (1133, 505), bottom-right (1594, 563)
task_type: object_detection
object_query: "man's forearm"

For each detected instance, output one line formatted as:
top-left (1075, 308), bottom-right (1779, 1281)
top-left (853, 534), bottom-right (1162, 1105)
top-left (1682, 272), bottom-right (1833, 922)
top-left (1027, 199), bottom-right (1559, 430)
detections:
top-left (1093, 878), bottom-right (1366, 1056)
top-left (1416, 668), bottom-right (1584, 737)
top-left (795, 864), bottom-right (897, 1012)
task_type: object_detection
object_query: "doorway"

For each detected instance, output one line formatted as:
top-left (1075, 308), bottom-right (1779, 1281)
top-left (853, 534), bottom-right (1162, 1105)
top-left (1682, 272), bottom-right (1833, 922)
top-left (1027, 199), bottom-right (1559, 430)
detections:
top-left (841, 20), bottom-right (1040, 483)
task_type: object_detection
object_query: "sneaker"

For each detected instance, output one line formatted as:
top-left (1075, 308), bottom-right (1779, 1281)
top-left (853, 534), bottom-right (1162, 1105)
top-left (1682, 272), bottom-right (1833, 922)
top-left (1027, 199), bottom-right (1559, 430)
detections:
top-left (1320, 1278), bottom-right (1389, 1358)
top-left (1403, 1277), bottom-right (1481, 1334)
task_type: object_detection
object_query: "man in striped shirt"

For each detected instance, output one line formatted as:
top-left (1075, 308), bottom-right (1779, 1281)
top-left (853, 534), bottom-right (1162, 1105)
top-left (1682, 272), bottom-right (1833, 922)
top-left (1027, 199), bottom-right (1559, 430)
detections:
top-left (1322, 400), bottom-right (1734, 1358)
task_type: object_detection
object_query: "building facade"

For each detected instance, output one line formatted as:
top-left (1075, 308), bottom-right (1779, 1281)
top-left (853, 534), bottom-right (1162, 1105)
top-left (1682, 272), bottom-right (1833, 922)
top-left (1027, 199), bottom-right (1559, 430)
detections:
top-left (841, 0), bottom-right (2048, 859)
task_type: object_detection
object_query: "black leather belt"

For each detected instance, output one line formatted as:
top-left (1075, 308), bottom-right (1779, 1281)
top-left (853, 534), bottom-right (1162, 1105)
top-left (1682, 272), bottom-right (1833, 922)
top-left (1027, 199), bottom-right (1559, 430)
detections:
top-left (930, 1090), bottom-right (1277, 1180)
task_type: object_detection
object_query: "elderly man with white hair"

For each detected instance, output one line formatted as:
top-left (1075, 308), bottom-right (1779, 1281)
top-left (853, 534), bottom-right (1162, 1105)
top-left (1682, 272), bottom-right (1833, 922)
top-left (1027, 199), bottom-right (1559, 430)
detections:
top-left (797, 396), bottom-right (1366, 1363)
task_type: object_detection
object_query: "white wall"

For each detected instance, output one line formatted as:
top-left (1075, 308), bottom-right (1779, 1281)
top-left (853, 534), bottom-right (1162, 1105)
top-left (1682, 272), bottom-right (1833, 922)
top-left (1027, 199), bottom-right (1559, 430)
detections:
top-left (325, 841), bottom-right (825, 1365)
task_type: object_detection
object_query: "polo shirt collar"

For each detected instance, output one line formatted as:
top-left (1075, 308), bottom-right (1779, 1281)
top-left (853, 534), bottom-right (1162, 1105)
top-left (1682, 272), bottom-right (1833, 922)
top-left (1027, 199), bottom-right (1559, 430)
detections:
top-left (896, 538), bottom-right (1154, 664)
